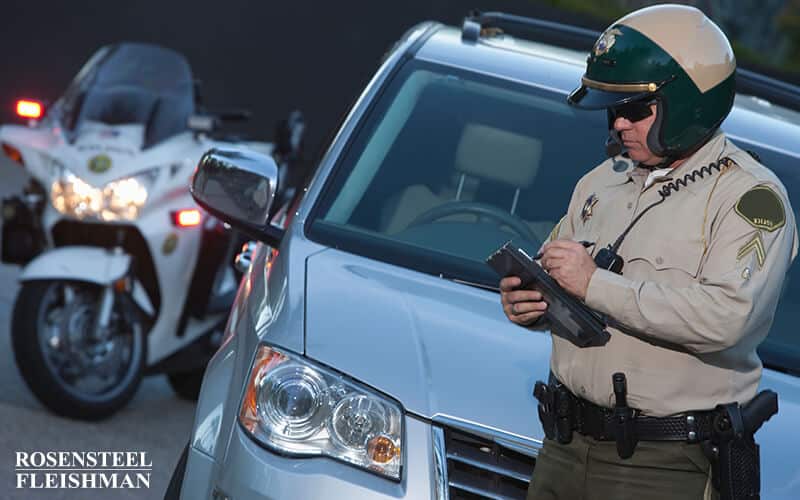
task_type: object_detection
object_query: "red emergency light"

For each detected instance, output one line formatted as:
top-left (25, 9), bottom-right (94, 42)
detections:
top-left (172, 209), bottom-right (202, 227)
top-left (16, 99), bottom-right (44, 119)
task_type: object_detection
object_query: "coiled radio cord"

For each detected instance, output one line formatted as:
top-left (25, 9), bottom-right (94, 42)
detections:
top-left (595, 156), bottom-right (735, 273)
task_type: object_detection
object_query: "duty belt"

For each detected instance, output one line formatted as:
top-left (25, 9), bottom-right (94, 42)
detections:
top-left (535, 373), bottom-right (778, 499)
top-left (572, 396), bottom-right (715, 442)
top-left (534, 373), bottom-right (715, 446)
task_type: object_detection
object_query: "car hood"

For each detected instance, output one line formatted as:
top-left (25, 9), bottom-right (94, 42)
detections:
top-left (305, 248), bottom-right (551, 441)
top-left (304, 248), bottom-right (800, 498)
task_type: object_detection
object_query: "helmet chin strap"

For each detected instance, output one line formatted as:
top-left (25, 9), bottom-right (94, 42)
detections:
top-left (606, 128), bottom-right (677, 170)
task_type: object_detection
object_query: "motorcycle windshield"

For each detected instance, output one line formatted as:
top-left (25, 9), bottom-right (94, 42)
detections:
top-left (65, 43), bottom-right (195, 148)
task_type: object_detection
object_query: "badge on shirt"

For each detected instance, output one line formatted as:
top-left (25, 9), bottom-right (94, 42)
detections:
top-left (581, 194), bottom-right (598, 224)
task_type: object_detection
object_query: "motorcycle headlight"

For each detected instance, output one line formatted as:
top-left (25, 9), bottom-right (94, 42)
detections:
top-left (239, 345), bottom-right (404, 481)
top-left (101, 169), bottom-right (158, 221)
top-left (50, 168), bottom-right (159, 221)
top-left (51, 168), bottom-right (105, 219)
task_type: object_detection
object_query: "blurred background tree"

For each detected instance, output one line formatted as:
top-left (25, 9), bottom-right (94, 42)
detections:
top-left (777, 0), bottom-right (800, 73)
top-left (1, 0), bottom-right (797, 159)
top-left (542, 0), bottom-right (800, 84)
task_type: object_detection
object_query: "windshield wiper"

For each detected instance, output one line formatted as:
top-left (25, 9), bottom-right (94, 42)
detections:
top-left (441, 274), bottom-right (500, 292)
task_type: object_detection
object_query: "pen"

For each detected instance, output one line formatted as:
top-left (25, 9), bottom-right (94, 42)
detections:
top-left (533, 240), bottom-right (594, 260)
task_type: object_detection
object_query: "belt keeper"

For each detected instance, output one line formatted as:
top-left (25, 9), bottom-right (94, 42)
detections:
top-left (686, 414), bottom-right (699, 443)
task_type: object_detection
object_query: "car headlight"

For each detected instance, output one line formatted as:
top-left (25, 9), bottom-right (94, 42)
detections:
top-left (51, 168), bottom-right (158, 221)
top-left (239, 345), bottom-right (404, 481)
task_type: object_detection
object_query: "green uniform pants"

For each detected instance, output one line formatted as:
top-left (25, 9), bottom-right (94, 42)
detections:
top-left (527, 433), bottom-right (718, 500)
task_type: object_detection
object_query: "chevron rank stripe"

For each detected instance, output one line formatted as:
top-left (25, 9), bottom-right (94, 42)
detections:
top-left (737, 233), bottom-right (766, 269)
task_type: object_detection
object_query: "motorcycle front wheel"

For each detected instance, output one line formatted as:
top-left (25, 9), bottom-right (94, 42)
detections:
top-left (12, 280), bottom-right (146, 420)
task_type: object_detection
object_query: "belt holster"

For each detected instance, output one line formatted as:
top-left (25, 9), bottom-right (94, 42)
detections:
top-left (555, 384), bottom-right (574, 444)
top-left (704, 390), bottom-right (778, 500)
top-left (533, 379), bottom-right (573, 444)
top-left (533, 381), bottom-right (555, 441)
top-left (532, 373), bottom-right (648, 459)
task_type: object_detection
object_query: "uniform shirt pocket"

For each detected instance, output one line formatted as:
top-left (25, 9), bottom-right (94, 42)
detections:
top-left (625, 236), bottom-right (705, 281)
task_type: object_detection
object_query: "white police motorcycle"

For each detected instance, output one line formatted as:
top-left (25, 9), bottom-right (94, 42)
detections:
top-left (0, 42), bottom-right (303, 420)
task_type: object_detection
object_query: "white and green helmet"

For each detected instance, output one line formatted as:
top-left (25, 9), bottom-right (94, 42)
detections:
top-left (568, 4), bottom-right (736, 158)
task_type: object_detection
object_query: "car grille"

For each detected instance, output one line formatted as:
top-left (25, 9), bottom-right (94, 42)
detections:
top-left (443, 427), bottom-right (536, 500)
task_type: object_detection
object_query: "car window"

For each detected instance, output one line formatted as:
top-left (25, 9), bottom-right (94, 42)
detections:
top-left (732, 140), bottom-right (800, 376)
top-left (308, 59), bottom-right (607, 286)
top-left (307, 58), bottom-right (800, 373)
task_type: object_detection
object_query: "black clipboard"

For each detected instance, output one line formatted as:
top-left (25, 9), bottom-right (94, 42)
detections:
top-left (486, 241), bottom-right (610, 347)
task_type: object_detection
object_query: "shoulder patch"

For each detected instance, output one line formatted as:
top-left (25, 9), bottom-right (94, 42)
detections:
top-left (735, 185), bottom-right (785, 232)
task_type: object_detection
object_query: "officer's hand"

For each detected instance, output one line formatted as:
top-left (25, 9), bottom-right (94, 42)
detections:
top-left (540, 240), bottom-right (597, 300)
top-left (499, 276), bottom-right (547, 325)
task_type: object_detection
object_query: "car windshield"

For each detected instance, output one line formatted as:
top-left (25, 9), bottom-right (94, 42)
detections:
top-left (59, 43), bottom-right (195, 148)
top-left (309, 59), bottom-right (608, 285)
top-left (307, 58), bottom-right (800, 375)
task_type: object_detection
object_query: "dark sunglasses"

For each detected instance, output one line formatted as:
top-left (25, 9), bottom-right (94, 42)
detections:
top-left (610, 100), bottom-right (655, 123)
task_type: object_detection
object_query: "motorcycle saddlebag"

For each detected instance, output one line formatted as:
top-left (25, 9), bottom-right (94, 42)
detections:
top-left (1, 196), bottom-right (45, 265)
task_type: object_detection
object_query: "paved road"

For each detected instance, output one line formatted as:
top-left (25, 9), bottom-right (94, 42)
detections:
top-left (0, 156), bottom-right (196, 500)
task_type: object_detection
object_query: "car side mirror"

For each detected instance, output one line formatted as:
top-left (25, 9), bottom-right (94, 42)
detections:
top-left (191, 148), bottom-right (284, 247)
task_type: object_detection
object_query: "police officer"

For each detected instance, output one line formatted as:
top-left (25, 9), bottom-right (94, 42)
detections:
top-left (499, 4), bottom-right (798, 499)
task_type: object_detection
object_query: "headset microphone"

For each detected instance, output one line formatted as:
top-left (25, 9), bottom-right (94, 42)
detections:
top-left (605, 130), bottom-right (625, 158)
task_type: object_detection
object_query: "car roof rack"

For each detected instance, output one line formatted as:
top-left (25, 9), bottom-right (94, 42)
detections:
top-left (462, 11), bottom-right (600, 51)
top-left (462, 11), bottom-right (800, 113)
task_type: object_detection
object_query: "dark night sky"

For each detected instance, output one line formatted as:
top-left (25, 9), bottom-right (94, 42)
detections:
top-left (0, 0), bottom-right (605, 162)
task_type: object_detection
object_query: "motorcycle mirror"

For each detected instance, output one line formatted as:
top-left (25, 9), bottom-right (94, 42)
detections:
top-left (191, 148), bottom-right (284, 247)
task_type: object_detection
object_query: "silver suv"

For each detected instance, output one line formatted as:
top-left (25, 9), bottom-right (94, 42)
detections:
top-left (170, 13), bottom-right (800, 499)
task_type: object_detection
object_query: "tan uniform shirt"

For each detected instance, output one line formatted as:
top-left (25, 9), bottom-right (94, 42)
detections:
top-left (549, 132), bottom-right (798, 416)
